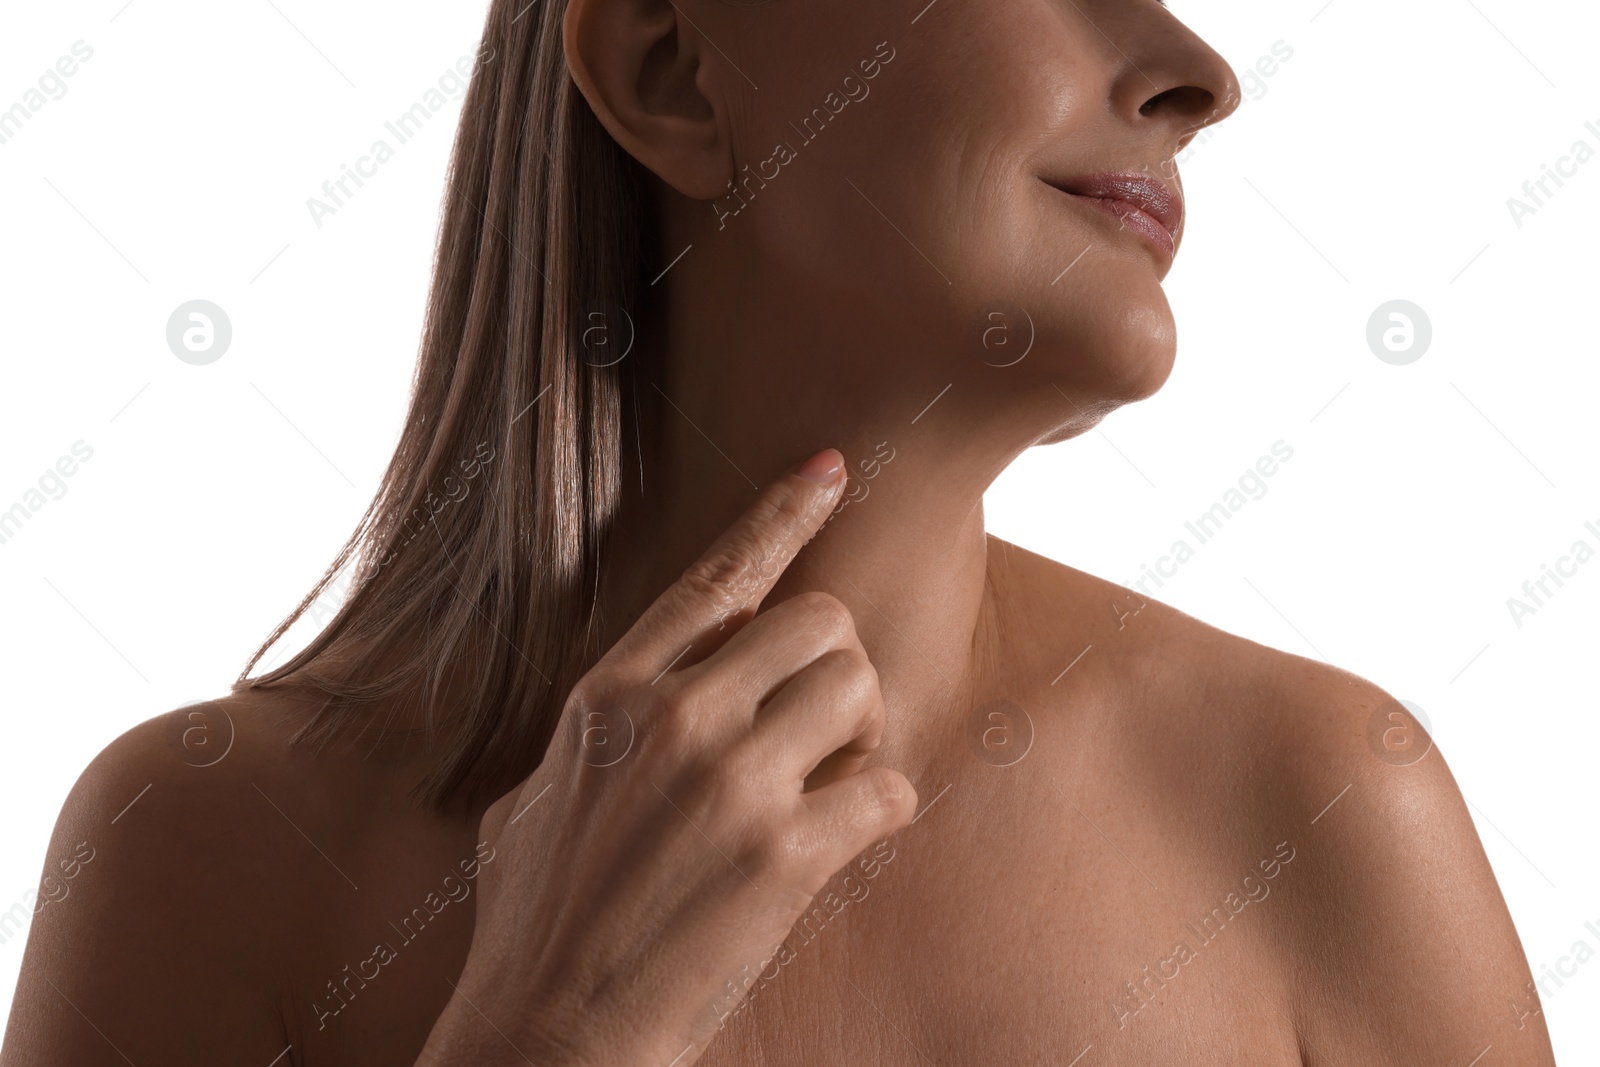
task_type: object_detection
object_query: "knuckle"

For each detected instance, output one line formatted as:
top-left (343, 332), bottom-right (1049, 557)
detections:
top-left (793, 590), bottom-right (854, 636)
top-left (558, 682), bottom-right (604, 756)
top-left (864, 767), bottom-right (908, 815)
top-left (646, 687), bottom-right (701, 749)
top-left (752, 479), bottom-right (815, 542)
top-left (697, 488), bottom-right (810, 593)
top-left (822, 646), bottom-right (876, 696)
top-left (680, 547), bottom-right (761, 615)
top-left (566, 670), bottom-right (615, 711)
top-left (832, 644), bottom-right (873, 675)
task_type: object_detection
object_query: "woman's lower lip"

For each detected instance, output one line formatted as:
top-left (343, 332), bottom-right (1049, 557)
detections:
top-left (1069, 194), bottom-right (1175, 260)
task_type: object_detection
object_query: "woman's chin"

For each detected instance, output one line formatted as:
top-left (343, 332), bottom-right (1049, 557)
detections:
top-left (1111, 303), bottom-right (1180, 400)
top-left (1006, 329), bottom-right (1175, 447)
top-left (1027, 299), bottom-right (1178, 405)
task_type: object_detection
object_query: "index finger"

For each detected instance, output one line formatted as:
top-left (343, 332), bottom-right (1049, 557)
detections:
top-left (601, 448), bottom-right (848, 678)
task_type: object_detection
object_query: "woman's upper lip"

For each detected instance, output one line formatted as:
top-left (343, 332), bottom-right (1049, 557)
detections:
top-left (1046, 172), bottom-right (1184, 242)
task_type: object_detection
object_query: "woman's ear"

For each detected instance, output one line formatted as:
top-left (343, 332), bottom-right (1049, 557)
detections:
top-left (564, 0), bottom-right (733, 200)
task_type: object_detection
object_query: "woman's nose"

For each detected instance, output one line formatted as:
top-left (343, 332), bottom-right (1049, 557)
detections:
top-left (1107, 11), bottom-right (1243, 151)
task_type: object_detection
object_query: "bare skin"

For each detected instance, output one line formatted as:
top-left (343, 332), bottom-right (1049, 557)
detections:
top-left (3, 535), bottom-right (1554, 1065)
top-left (1, 0), bottom-right (1557, 1062)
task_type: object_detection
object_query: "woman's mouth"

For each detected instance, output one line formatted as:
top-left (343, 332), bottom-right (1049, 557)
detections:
top-left (1045, 172), bottom-right (1183, 261)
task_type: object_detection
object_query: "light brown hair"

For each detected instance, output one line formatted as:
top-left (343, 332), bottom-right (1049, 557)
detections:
top-left (235, 0), bottom-right (654, 810)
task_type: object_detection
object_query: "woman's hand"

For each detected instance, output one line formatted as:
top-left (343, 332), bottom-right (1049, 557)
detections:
top-left (416, 449), bottom-right (918, 1067)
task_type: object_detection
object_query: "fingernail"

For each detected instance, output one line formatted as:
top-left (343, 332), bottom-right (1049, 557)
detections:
top-left (797, 448), bottom-right (845, 485)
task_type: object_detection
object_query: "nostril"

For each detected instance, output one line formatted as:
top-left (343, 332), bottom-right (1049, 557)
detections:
top-left (1139, 84), bottom-right (1214, 118)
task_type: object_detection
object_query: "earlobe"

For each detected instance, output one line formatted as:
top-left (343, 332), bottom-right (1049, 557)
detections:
top-left (563, 0), bottom-right (732, 200)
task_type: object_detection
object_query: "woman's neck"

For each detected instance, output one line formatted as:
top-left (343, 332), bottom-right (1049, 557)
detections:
top-left (596, 330), bottom-right (1021, 774)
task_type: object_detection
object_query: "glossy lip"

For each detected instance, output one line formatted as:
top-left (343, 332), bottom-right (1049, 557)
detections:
top-left (1045, 172), bottom-right (1183, 261)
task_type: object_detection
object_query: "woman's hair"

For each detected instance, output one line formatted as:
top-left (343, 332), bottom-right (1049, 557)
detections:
top-left (235, 0), bottom-right (654, 811)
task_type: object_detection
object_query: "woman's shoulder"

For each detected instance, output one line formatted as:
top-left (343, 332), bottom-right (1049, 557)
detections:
top-left (988, 532), bottom-right (1417, 764)
top-left (2, 695), bottom-right (321, 1062)
top-left (45, 691), bottom-right (360, 883)
top-left (1, 691), bottom-right (421, 1064)
top-left (990, 537), bottom-right (1552, 1062)
top-left (996, 535), bottom-right (1458, 827)
top-left (38, 693), bottom-right (326, 905)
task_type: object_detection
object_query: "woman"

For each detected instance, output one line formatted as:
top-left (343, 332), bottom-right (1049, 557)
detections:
top-left (3, 0), bottom-right (1556, 1063)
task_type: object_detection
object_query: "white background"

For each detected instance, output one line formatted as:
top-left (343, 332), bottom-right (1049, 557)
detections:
top-left (1, 0), bottom-right (1595, 1058)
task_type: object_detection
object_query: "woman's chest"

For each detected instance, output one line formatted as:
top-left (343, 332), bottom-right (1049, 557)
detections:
top-left (284, 733), bottom-right (1311, 1067)
top-left (284, 828), bottom-right (1305, 1067)
top-left (692, 800), bottom-right (1309, 1067)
